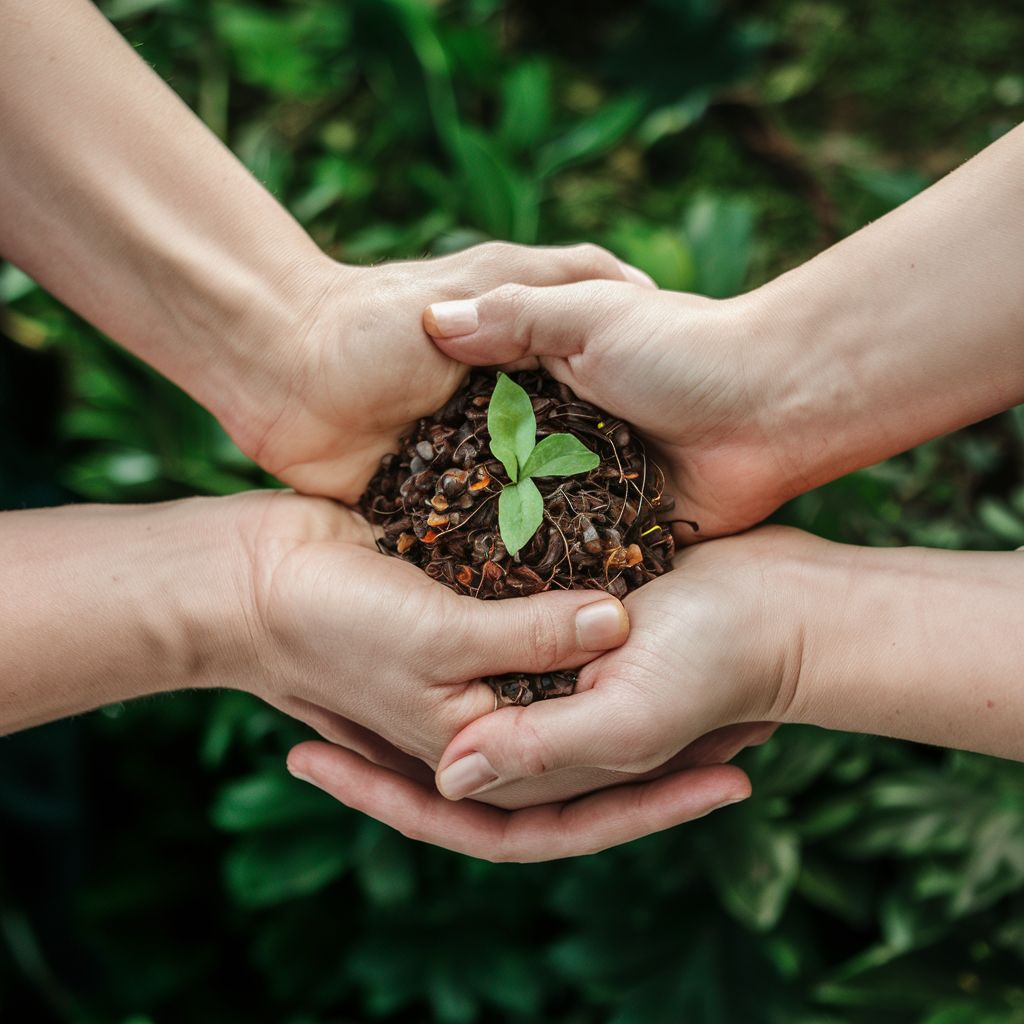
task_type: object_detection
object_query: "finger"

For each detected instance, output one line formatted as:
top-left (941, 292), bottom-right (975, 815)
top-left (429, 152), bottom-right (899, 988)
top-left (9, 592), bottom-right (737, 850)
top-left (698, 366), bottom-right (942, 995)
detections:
top-left (286, 741), bottom-right (750, 863)
top-left (460, 240), bottom-right (656, 293)
top-left (434, 685), bottom-right (662, 800)
top-left (442, 588), bottom-right (629, 680)
top-left (422, 279), bottom-right (637, 365)
top-left (283, 700), bottom-right (436, 784)
top-left (476, 722), bottom-right (779, 810)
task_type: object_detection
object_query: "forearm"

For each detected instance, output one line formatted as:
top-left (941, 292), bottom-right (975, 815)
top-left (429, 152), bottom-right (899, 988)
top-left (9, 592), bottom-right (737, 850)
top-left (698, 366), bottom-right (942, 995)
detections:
top-left (0, 0), bottom-right (336, 448)
top-left (0, 499), bottom-right (248, 734)
top-left (746, 122), bottom-right (1024, 494)
top-left (777, 542), bottom-right (1024, 760)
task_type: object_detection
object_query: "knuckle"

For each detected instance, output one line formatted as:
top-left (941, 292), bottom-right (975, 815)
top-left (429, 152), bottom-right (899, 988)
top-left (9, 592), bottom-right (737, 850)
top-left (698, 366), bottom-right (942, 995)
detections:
top-left (471, 240), bottom-right (515, 262)
top-left (488, 818), bottom-right (525, 864)
top-left (395, 806), bottom-right (433, 847)
top-left (491, 833), bottom-right (533, 864)
top-left (522, 600), bottom-right (567, 673)
top-left (488, 280), bottom-right (531, 309)
top-left (566, 242), bottom-right (619, 279)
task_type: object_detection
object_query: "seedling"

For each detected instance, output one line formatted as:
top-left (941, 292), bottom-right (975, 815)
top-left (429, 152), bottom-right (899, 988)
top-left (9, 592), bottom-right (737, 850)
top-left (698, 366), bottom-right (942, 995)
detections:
top-left (487, 372), bottom-right (599, 556)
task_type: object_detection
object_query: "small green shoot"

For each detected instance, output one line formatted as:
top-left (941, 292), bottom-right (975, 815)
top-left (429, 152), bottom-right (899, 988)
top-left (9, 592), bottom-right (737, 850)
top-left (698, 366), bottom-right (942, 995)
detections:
top-left (487, 373), bottom-right (599, 556)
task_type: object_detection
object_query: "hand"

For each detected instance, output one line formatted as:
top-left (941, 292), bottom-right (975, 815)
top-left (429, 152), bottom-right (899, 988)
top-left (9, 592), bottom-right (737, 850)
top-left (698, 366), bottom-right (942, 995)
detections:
top-left (285, 722), bottom-right (770, 862)
top-left (423, 527), bottom-right (807, 802)
top-left (279, 527), bottom-right (798, 862)
top-left (230, 490), bottom-right (634, 767)
top-left (422, 280), bottom-right (797, 540)
top-left (231, 244), bottom-right (653, 504)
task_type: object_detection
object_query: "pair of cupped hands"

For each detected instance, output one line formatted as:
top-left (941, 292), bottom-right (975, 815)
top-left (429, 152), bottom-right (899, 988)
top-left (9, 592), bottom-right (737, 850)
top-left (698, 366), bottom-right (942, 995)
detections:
top-left (228, 241), bottom-right (802, 862)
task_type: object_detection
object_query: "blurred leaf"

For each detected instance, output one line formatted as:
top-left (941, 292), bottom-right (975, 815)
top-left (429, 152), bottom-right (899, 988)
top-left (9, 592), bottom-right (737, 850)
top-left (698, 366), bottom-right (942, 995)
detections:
top-left (607, 219), bottom-right (695, 290)
top-left (710, 813), bottom-right (800, 931)
top-left (211, 770), bottom-right (339, 832)
top-left (685, 194), bottom-right (756, 298)
top-left (353, 820), bottom-right (416, 907)
top-left (0, 263), bottom-right (38, 303)
top-left (453, 127), bottom-right (538, 241)
top-left (637, 92), bottom-right (710, 147)
top-left (537, 94), bottom-right (645, 178)
top-left (847, 166), bottom-right (931, 208)
top-left (214, 2), bottom-right (351, 98)
top-left (102, 0), bottom-right (175, 19)
top-left (224, 829), bottom-right (351, 907)
top-left (499, 58), bottom-right (552, 152)
top-left (977, 497), bottom-right (1024, 546)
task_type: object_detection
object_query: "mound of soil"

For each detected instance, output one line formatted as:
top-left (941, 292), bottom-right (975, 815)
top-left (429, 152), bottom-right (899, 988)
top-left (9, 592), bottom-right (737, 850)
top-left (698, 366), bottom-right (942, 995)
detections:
top-left (361, 370), bottom-right (676, 706)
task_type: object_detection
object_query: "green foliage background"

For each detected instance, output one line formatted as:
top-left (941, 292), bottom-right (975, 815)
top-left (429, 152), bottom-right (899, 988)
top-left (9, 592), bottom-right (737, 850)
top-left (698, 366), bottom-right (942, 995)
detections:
top-left (2, 1), bottom-right (1024, 1021)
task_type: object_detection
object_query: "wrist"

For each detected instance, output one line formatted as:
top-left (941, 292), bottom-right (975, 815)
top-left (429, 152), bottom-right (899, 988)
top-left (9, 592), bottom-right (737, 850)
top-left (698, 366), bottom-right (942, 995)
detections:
top-left (737, 527), bottom-right (845, 726)
top-left (725, 274), bottom-right (874, 506)
top-left (182, 249), bottom-right (350, 460)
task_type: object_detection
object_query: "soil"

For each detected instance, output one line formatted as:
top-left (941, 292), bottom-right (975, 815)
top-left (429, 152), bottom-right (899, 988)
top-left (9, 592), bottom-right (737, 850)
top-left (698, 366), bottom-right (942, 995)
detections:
top-left (360, 370), bottom-right (677, 706)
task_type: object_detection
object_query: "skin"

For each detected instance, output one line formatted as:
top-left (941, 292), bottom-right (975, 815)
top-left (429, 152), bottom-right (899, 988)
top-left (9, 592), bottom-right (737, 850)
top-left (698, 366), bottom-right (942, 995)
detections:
top-left (293, 527), bottom-right (1024, 859)
top-left (0, 0), bottom-right (761, 853)
top-left (0, 491), bottom-right (755, 845)
top-left (0, 0), bottom-right (653, 505)
top-left (278, 120), bottom-right (1024, 859)
top-left (422, 122), bottom-right (1024, 541)
top-left (0, 491), bottom-right (619, 754)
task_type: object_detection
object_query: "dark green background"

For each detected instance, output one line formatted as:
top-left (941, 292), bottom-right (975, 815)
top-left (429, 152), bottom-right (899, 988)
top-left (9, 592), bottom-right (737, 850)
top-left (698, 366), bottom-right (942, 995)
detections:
top-left (2, 1), bottom-right (1024, 1021)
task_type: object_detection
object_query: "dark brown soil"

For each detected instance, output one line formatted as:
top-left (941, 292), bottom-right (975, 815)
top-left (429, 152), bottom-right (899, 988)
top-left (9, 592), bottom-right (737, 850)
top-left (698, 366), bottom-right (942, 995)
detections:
top-left (360, 370), bottom-right (676, 706)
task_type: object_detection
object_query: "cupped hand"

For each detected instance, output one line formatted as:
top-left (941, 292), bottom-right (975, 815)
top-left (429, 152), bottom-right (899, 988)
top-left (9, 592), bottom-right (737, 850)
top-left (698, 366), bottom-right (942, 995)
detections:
top-left (423, 280), bottom-right (800, 540)
top-left (237, 243), bottom-right (652, 504)
top-left (424, 526), bottom-right (809, 805)
top-left (231, 489), bottom-right (631, 768)
top-left (284, 725), bottom-right (765, 863)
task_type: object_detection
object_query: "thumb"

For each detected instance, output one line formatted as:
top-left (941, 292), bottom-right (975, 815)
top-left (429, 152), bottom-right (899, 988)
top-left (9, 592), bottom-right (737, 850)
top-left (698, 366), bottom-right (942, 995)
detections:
top-left (434, 686), bottom-right (661, 801)
top-left (445, 589), bottom-right (629, 681)
top-left (422, 279), bottom-right (635, 366)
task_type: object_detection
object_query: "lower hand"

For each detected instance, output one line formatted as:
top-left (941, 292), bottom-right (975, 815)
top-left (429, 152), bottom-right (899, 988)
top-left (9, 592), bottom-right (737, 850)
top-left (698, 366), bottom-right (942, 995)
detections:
top-left (286, 527), bottom-right (807, 860)
top-left (285, 721), bottom-right (769, 862)
top-left (428, 527), bottom-right (806, 800)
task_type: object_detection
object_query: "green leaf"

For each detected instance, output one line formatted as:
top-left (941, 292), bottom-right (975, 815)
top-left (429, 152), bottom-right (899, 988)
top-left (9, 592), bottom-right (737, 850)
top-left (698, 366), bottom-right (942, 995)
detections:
top-left (520, 433), bottom-right (599, 479)
top-left (487, 373), bottom-right (536, 481)
top-left (211, 770), bottom-right (338, 832)
top-left (498, 478), bottom-right (543, 557)
top-left (499, 58), bottom-right (552, 152)
top-left (710, 813), bottom-right (801, 931)
top-left (452, 127), bottom-right (539, 242)
top-left (684, 193), bottom-right (756, 298)
top-left (536, 93), bottom-right (645, 178)
top-left (223, 829), bottom-right (351, 907)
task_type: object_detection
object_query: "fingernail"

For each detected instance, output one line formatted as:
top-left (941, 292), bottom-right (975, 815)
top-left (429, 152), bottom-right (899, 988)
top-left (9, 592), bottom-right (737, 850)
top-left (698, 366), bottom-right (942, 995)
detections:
top-left (616, 260), bottom-right (658, 289)
top-left (575, 599), bottom-right (628, 651)
top-left (287, 764), bottom-right (321, 789)
top-left (424, 299), bottom-right (479, 337)
top-left (437, 752), bottom-right (498, 800)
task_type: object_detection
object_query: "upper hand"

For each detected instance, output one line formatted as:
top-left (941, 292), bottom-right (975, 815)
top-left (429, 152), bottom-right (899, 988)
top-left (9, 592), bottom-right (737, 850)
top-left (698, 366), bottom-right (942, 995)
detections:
top-left (232, 243), bottom-right (653, 504)
top-left (423, 280), bottom-right (801, 539)
top-left (427, 527), bottom-right (809, 802)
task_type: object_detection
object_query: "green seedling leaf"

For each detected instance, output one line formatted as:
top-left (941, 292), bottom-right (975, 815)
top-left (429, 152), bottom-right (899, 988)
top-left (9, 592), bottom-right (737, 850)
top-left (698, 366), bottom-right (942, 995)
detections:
top-left (498, 478), bottom-right (544, 557)
top-left (487, 373), bottom-right (536, 481)
top-left (521, 433), bottom-right (599, 479)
